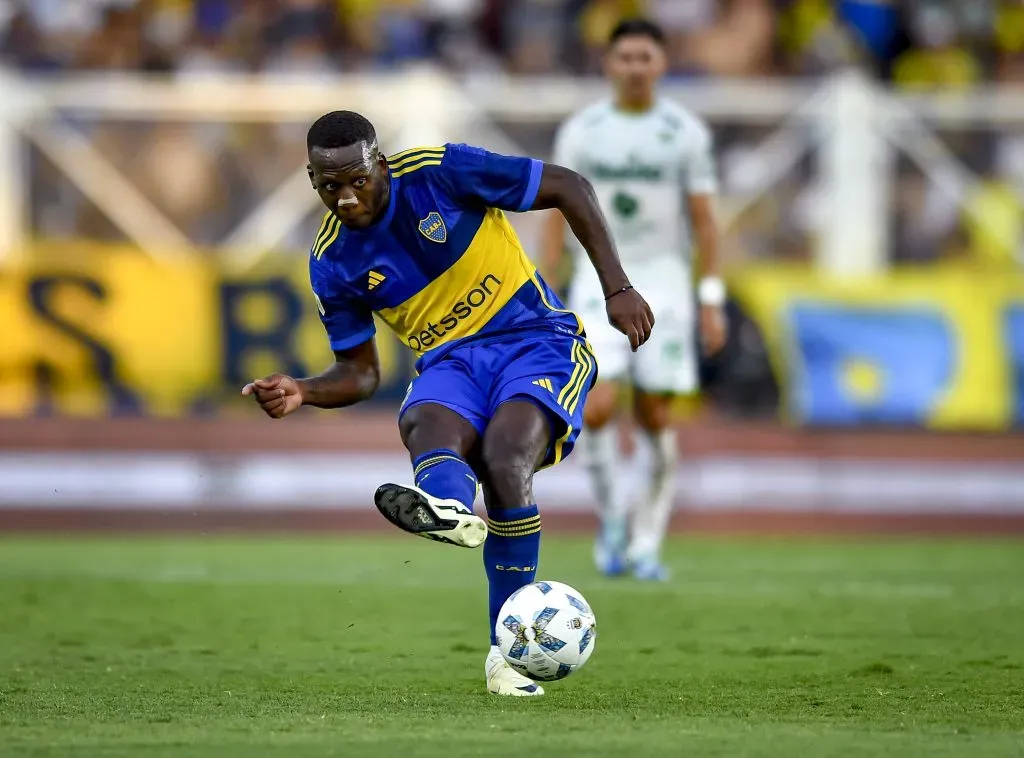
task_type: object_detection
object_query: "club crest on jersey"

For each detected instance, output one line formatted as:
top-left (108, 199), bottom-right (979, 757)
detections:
top-left (418, 212), bottom-right (447, 243)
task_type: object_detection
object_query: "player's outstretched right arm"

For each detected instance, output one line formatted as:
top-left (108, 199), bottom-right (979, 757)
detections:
top-left (241, 339), bottom-right (380, 419)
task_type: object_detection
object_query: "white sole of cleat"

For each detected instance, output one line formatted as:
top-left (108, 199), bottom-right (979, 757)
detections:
top-left (374, 483), bottom-right (487, 549)
top-left (486, 680), bottom-right (545, 697)
top-left (485, 649), bottom-right (545, 696)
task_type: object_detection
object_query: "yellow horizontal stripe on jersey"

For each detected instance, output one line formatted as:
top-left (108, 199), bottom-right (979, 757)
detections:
top-left (314, 216), bottom-right (342, 259)
top-left (389, 148), bottom-right (446, 172)
top-left (388, 145), bottom-right (445, 164)
top-left (377, 208), bottom-right (536, 356)
top-left (391, 158), bottom-right (444, 178)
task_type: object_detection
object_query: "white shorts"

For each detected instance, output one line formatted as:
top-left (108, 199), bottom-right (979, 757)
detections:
top-left (570, 288), bottom-right (698, 395)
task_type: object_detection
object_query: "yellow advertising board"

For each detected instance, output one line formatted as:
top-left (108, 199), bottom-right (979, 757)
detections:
top-left (3, 245), bottom-right (1022, 429)
top-left (0, 244), bottom-right (412, 417)
top-left (730, 263), bottom-right (1024, 430)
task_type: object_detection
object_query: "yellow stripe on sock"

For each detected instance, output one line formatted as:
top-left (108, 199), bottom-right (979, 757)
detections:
top-left (487, 517), bottom-right (541, 529)
top-left (413, 454), bottom-right (464, 477)
top-left (488, 521), bottom-right (542, 532)
top-left (487, 524), bottom-right (542, 537)
top-left (487, 522), bottom-right (542, 536)
top-left (487, 514), bottom-right (541, 529)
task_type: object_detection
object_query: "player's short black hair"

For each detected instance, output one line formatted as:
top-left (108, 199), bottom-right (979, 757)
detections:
top-left (608, 18), bottom-right (667, 48)
top-left (306, 110), bottom-right (377, 152)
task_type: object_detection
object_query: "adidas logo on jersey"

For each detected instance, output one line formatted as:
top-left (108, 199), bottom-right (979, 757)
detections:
top-left (532, 378), bottom-right (553, 392)
top-left (368, 271), bottom-right (386, 290)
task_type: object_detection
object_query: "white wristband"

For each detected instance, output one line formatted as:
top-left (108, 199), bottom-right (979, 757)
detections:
top-left (698, 276), bottom-right (726, 307)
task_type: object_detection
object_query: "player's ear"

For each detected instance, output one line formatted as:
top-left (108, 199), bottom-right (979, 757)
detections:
top-left (307, 165), bottom-right (315, 188)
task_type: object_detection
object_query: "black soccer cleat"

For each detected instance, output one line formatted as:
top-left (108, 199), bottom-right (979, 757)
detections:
top-left (374, 483), bottom-right (486, 549)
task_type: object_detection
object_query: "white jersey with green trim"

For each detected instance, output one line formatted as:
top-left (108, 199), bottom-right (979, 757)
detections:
top-left (552, 97), bottom-right (716, 299)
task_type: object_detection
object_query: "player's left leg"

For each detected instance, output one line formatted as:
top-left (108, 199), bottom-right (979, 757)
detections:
top-left (628, 391), bottom-right (679, 581)
top-left (581, 381), bottom-right (630, 577)
top-left (572, 293), bottom-right (631, 576)
top-left (477, 333), bottom-right (597, 696)
top-left (626, 303), bottom-right (698, 581)
top-left (478, 400), bottom-right (551, 696)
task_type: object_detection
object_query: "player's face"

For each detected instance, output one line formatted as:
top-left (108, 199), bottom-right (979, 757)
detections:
top-left (307, 141), bottom-right (389, 229)
top-left (605, 35), bottom-right (667, 105)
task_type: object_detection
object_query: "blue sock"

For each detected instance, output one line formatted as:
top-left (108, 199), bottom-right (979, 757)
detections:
top-left (484, 505), bottom-right (541, 645)
top-left (412, 449), bottom-right (477, 510)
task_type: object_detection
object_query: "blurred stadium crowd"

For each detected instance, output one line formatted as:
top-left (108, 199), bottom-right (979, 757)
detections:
top-left (3, 0), bottom-right (1024, 82)
top-left (2, 0), bottom-right (1023, 266)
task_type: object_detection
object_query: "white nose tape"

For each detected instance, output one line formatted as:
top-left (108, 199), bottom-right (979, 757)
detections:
top-left (337, 196), bottom-right (358, 207)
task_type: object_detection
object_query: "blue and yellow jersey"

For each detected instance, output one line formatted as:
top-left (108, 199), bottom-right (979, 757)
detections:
top-left (308, 143), bottom-right (581, 371)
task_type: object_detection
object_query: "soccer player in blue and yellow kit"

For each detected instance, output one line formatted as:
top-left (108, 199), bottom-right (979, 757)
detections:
top-left (243, 111), bottom-right (653, 696)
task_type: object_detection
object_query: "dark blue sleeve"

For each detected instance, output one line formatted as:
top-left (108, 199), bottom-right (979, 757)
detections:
top-left (437, 143), bottom-right (543, 212)
top-left (310, 263), bottom-right (376, 352)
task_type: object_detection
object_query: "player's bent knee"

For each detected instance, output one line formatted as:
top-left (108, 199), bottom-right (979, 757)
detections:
top-left (479, 402), bottom-right (550, 510)
top-left (479, 457), bottom-right (535, 513)
top-left (480, 433), bottom-right (537, 508)
top-left (399, 402), bottom-right (478, 459)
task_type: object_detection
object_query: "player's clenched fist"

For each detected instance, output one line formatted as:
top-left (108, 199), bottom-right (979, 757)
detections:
top-left (241, 374), bottom-right (304, 419)
top-left (605, 287), bottom-right (655, 352)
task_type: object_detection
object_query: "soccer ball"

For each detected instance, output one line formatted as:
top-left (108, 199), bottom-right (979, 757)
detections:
top-left (495, 580), bottom-right (597, 682)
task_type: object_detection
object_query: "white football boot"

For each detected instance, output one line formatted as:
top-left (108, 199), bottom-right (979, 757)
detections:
top-left (374, 483), bottom-right (486, 548)
top-left (485, 646), bottom-right (545, 697)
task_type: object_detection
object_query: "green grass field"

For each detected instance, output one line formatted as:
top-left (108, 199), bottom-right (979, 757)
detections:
top-left (1, 536), bottom-right (1023, 757)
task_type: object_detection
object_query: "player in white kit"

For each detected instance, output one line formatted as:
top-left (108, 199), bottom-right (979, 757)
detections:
top-left (540, 18), bottom-right (726, 581)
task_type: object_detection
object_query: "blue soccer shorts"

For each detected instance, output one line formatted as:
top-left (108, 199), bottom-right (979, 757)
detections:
top-left (398, 330), bottom-right (598, 469)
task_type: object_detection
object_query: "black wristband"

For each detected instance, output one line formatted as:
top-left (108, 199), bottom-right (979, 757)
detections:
top-left (604, 285), bottom-right (633, 301)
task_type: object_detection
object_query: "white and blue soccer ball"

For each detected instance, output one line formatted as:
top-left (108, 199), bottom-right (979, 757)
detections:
top-left (495, 580), bottom-right (597, 682)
